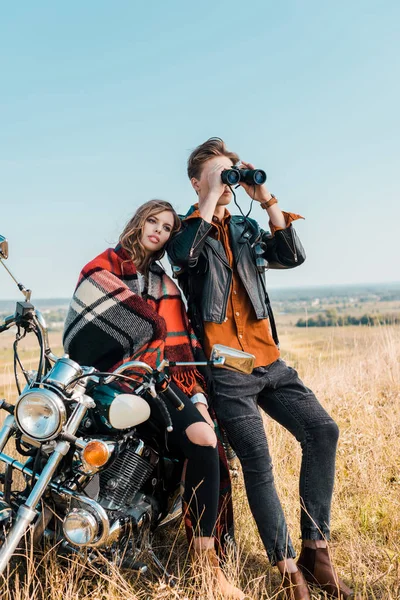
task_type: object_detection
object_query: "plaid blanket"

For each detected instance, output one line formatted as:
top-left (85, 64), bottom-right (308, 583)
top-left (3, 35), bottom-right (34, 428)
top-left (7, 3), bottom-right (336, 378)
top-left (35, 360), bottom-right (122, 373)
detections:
top-left (63, 245), bottom-right (204, 396)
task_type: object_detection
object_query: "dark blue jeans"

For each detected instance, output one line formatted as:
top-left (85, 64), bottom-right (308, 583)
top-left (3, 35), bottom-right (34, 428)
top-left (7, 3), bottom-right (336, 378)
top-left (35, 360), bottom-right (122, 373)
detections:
top-left (211, 358), bottom-right (339, 565)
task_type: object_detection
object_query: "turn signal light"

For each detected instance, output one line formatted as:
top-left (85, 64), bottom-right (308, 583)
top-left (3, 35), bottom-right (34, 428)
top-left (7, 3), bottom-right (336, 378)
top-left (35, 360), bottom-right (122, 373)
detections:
top-left (82, 440), bottom-right (110, 468)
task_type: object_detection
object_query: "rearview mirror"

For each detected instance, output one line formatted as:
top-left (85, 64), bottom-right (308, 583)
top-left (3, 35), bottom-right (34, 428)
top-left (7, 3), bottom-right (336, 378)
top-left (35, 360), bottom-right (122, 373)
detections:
top-left (210, 344), bottom-right (255, 375)
top-left (0, 236), bottom-right (8, 260)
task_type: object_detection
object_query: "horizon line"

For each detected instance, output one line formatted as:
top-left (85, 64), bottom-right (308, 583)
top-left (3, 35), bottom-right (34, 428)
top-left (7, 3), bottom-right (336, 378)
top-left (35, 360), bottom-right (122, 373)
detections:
top-left (1, 280), bottom-right (400, 304)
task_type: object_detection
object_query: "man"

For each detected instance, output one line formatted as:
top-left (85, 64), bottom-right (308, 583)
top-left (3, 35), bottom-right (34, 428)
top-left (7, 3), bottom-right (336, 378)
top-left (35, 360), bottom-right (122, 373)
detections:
top-left (167, 138), bottom-right (357, 600)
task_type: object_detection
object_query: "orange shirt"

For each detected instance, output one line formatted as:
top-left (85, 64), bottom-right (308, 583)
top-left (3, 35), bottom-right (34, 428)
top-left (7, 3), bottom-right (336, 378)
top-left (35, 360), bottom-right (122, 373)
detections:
top-left (187, 206), bottom-right (303, 368)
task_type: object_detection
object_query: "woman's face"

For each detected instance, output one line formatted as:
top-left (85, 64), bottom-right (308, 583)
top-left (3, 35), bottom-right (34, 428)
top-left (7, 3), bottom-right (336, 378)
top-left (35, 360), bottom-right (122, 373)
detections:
top-left (141, 210), bottom-right (175, 255)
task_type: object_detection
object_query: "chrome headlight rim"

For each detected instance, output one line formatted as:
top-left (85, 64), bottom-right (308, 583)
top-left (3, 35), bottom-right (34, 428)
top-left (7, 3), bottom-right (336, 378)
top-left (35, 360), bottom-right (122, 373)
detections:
top-left (63, 508), bottom-right (99, 547)
top-left (15, 388), bottom-right (67, 441)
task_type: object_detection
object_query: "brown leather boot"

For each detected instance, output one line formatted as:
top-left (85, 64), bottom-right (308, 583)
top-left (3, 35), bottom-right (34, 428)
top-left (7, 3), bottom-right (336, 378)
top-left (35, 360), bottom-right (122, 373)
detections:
top-left (281, 569), bottom-right (311, 600)
top-left (297, 546), bottom-right (359, 599)
top-left (192, 548), bottom-right (247, 599)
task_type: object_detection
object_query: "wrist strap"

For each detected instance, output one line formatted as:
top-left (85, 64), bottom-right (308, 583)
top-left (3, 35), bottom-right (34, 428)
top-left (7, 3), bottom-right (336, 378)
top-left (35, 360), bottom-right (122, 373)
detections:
top-left (260, 194), bottom-right (278, 210)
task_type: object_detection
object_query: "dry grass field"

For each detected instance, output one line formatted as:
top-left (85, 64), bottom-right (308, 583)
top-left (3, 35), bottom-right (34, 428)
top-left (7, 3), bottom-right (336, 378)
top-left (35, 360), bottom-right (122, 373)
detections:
top-left (0, 324), bottom-right (399, 599)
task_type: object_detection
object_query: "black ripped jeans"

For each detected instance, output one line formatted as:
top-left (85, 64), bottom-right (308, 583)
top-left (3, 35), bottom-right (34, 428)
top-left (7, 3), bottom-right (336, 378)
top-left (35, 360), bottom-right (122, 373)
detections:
top-left (148, 383), bottom-right (219, 538)
top-left (211, 359), bottom-right (339, 565)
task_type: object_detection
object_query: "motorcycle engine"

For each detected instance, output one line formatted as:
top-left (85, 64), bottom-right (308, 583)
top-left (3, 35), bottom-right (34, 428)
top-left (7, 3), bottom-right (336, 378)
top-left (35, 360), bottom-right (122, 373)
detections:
top-left (98, 439), bottom-right (158, 511)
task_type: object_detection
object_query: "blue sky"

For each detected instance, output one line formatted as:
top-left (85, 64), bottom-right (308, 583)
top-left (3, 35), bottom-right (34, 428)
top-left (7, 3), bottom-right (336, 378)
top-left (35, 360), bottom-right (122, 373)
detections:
top-left (1, 1), bottom-right (399, 299)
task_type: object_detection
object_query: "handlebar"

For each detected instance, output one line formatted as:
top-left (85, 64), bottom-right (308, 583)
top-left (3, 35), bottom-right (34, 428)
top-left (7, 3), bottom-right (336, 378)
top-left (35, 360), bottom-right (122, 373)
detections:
top-left (102, 360), bottom-right (154, 383)
top-left (107, 362), bottom-right (188, 411)
top-left (155, 395), bottom-right (173, 432)
top-left (0, 399), bottom-right (15, 415)
top-left (160, 386), bottom-right (184, 411)
top-left (0, 314), bottom-right (16, 333)
top-left (0, 305), bottom-right (59, 361)
top-left (34, 310), bottom-right (59, 364)
top-left (65, 361), bottom-right (156, 391)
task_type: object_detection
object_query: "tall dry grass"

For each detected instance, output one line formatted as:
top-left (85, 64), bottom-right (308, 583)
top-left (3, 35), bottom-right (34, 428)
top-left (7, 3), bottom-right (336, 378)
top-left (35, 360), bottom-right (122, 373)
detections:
top-left (0, 325), bottom-right (399, 599)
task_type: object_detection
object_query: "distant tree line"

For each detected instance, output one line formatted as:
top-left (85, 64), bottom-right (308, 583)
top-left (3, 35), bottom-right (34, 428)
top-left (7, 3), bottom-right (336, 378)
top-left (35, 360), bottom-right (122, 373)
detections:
top-left (296, 309), bottom-right (400, 327)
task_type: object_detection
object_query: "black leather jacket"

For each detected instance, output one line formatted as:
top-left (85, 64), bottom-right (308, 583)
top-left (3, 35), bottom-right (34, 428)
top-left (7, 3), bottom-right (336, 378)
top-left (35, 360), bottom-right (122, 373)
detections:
top-left (167, 206), bottom-right (306, 346)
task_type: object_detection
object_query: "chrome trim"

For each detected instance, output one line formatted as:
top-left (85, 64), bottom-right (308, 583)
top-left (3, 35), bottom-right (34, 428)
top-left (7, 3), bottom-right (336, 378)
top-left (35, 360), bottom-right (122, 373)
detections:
top-left (63, 509), bottom-right (99, 547)
top-left (66, 396), bottom-right (93, 434)
top-left (0, 453), bottom-right (35, 477)
top-left (0, 503), bottom-right (36, 574)
top-left (33, 310), bottom-right (59, 364)
top-left (157, 493), bottom-right (182, 528)
top-left (0, 416), bottom-right (16, 453)
top-left (134, 439), bottom-right (145, 457)
top-left (74, 438), bottom-right (87, 451)
top-left (103, 360), bottom-right (153, 384)
top-left (43, 357), bottom-right (83, 389)
top-left (20, 434), bottom-right (42, 449)
top-left (210, 344), bottom-right (255, 374)
top-left (102, 518), bottom-right (126, 545)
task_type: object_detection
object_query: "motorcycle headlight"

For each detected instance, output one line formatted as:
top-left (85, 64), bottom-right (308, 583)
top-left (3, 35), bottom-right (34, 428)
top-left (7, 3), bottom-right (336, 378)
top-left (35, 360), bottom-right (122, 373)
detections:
top-left (63, 509), bottom-right (99, 546)
top-left (15, 388), bottom-right (67, 441)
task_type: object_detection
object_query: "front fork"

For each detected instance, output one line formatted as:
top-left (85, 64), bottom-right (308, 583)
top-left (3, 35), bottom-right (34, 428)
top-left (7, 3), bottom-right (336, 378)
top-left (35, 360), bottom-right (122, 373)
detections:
top-left (0, 399), bottom-right (91, 575)
top-left (0, 415), bottom-right (16, 454)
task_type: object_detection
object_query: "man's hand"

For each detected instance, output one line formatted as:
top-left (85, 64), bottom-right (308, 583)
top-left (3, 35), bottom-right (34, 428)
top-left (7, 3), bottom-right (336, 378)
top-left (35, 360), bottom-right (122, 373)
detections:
top-left (194, 402), bottom-right (215, 429)
top-left (205, 162), bottom-right (227, 199)
top-left (239, 160), bottom-right (272, 203)
top-left (198, 161), bottom-right (227, 222)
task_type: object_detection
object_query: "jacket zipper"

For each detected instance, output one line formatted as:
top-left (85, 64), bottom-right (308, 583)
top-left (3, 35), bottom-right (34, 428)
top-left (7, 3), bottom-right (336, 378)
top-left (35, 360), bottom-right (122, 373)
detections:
top-left (189, 227), bottom-right (211, 258)
top-left (220, 271), bottom-right (232, 321)
top-left (281, 228), bottom-right (298, 262)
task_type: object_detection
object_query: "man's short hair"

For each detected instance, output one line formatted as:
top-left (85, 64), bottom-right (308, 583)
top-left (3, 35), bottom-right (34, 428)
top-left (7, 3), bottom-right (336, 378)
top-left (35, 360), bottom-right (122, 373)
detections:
top-left (187, 137), bottom-right (240, 180)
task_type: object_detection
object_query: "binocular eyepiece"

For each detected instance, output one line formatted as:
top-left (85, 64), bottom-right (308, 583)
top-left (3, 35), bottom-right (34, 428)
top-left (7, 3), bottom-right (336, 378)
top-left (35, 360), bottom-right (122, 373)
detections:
top-left (221, 167), bottom-right (267, 186)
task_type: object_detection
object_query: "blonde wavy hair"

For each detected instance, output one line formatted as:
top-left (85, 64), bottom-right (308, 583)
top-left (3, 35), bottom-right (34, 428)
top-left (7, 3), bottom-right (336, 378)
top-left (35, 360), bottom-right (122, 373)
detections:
top-left (119, 200), bottom-right (181, 274)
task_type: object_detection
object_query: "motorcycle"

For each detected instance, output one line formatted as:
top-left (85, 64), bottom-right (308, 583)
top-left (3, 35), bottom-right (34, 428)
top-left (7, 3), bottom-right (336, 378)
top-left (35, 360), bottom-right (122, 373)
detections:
top-left (0, 234), bottom-right (254, 581)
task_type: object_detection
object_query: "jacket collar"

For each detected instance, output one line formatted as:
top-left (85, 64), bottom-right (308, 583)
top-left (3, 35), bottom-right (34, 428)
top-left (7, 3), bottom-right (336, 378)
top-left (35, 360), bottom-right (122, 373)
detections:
top-left (183, 203), bottom-right (231, 225)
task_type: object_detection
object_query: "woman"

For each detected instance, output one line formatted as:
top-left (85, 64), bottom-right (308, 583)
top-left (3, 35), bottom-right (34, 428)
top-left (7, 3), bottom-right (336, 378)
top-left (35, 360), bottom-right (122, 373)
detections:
top-left (63, 200), bottom-right (245, 599)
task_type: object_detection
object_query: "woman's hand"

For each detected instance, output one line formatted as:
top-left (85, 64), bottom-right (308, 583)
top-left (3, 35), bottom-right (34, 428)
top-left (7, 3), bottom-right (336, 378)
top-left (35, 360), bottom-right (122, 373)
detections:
top-left (194, 402), bottom-right (215, 429)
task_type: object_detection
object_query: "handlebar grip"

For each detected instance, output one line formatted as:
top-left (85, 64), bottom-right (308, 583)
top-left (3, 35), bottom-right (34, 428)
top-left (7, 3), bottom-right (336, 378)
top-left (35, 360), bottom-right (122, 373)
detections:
top-left (0, 314), bottom-right (18, 333)
top-left (0, 399), bottom-right (15, 415)
top-left (156, 394), bottom-right (173, 432)
top-left (162, 386), bottom-right (185, 411)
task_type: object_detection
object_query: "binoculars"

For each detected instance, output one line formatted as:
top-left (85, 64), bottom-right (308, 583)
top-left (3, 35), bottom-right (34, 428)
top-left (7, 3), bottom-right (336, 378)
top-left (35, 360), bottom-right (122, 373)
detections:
top-left (221, 167), bottom-right (267, 186)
